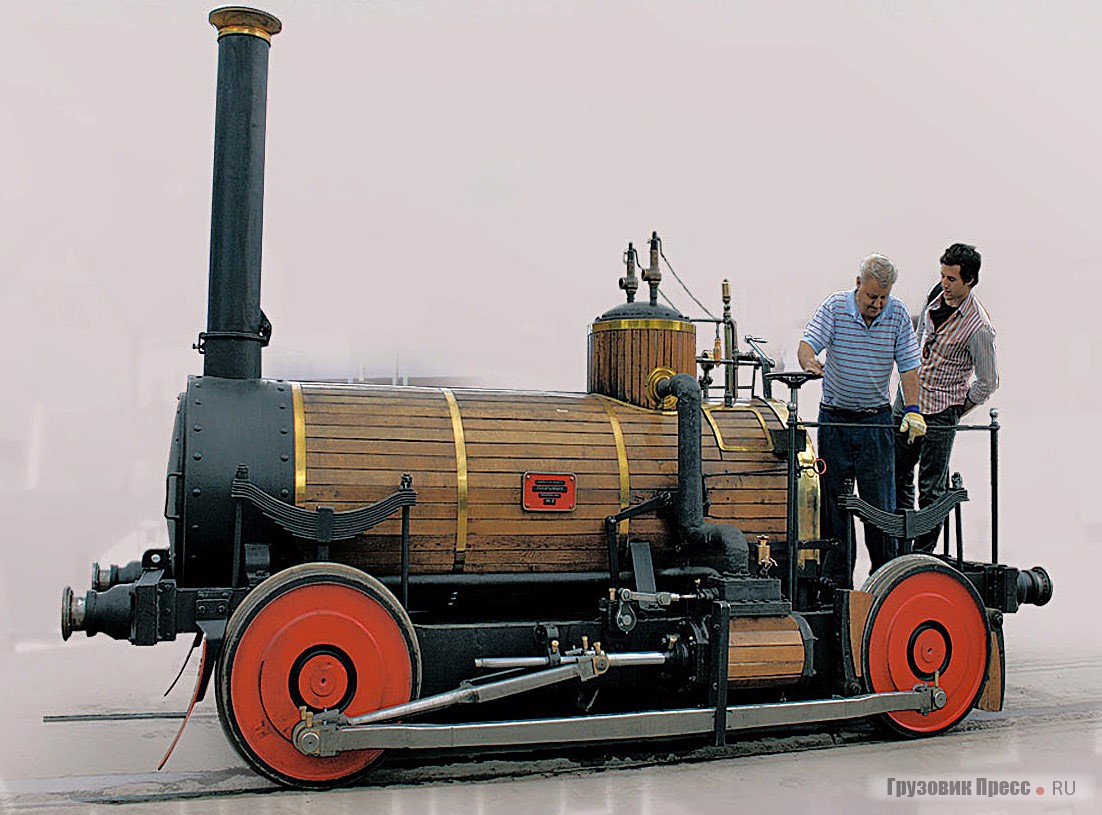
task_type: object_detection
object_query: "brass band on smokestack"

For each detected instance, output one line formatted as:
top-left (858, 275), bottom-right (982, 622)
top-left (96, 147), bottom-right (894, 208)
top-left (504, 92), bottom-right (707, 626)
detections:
top-left (201, 7), bottom-right (282, 379)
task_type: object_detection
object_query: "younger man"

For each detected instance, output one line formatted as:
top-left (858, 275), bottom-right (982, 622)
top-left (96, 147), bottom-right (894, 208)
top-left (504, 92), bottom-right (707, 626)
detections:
top-left (894, 243), bottom-right (999, 552)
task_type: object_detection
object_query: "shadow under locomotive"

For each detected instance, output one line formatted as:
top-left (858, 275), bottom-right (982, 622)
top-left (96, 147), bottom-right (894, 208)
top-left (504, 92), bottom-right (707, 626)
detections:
top-left (60, 6), bottom-right (1052, 790)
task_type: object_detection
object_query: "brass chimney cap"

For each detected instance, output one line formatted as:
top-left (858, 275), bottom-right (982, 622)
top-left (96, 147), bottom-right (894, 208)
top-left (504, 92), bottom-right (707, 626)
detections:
top-left (209, 7), bottom-right (282, 42)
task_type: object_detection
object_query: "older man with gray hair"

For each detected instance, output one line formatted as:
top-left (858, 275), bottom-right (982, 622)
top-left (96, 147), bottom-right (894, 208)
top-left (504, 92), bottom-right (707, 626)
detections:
top-left (798, 253), bottom-right (924, 590)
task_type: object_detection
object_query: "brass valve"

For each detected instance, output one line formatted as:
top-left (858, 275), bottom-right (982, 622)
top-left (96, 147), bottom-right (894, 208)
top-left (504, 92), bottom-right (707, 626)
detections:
top-left (756, 535), bottom-right (777, 578)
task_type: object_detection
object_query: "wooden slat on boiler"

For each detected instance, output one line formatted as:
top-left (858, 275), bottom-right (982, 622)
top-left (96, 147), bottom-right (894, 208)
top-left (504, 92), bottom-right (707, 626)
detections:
top-left (463, 429), bottom-right (615, 446)
top-left (307, 444), bottom-right (455, 467)
top-left (302, 412), bottom-right (454, 430)
top-left (307, 425), bottom-right (455, 442)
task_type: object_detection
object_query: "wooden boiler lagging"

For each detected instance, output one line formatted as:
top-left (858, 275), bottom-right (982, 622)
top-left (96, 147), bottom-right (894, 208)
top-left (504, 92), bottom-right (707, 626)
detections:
top-left (292, 383), bottom-right (798, 575)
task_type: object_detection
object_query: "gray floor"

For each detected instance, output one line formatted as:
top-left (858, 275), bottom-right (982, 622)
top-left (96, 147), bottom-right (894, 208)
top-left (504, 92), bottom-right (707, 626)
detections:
top-left (2, 634), bottom-right (1097, 814)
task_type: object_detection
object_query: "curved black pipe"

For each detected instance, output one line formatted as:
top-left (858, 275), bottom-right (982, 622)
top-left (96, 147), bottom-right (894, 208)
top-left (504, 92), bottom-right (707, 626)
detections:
top-left (655, 374), bottom-right (749, 574)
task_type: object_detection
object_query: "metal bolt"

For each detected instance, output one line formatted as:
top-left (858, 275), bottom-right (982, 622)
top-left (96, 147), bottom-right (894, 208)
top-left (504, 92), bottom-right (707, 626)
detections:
top-left (192, 488), bottom-right (201, 497)
top-left (280, 453), bottom-right (289, 461)
top-left (280, 489), bottom-right (290, 498)
top-left (193, 425), bottom-right (202, 432)
top-left (299, 731), bottom-right (320, 755)
top-left (279, 403), bottom-right (287, 410)
top-left (151, 554), bottom-right (162, 564)
top-left (193, 452), bottom-right (202, 461)
top-left (280, 428), bottom-right (288, 435)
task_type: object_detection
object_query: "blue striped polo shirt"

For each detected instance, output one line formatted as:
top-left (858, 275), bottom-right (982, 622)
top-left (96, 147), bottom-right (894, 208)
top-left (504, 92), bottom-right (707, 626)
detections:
top-left (802, 289), bottom-right (921, 410)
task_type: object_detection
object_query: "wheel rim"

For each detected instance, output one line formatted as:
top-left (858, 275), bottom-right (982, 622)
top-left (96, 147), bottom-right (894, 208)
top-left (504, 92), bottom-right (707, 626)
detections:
top-left (226, 578), bottom-right (414, 784)
top-left (864, 562), bottom-right (989, 734)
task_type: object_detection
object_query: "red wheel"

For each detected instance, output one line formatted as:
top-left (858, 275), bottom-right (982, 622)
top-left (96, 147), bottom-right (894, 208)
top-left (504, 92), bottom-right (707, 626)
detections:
top-left (860, 554), bottom-right (990, 736)
top-left (216, 563), bottom-right (420, 788)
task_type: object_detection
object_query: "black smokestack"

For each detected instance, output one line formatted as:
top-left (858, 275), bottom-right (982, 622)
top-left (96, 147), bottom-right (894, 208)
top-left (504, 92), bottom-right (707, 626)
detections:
top-left (201, 7), bottom-right (282, 379)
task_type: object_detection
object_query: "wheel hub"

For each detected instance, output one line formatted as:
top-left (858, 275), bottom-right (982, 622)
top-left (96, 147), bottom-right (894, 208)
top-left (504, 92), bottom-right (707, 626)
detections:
top-left (907, 621), bottom-right (952, 680)
top-left (290, 646), bottom-right (357, 712)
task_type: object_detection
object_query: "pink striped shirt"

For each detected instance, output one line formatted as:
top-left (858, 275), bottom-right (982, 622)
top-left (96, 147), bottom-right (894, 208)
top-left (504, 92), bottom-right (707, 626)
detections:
top-left (916, 290), bottom-right (999, 414)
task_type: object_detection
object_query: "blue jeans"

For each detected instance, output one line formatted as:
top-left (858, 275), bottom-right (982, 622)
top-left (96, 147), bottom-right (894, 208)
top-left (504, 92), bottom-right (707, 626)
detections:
top-left (818, 405), bottom-right (897, 589)
top-left (894, 400), bottom-right (964, 553)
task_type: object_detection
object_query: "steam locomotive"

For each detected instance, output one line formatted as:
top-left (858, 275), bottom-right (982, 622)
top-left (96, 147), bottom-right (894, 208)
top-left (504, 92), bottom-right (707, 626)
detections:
top-left (59, 7), bottom-right (1052, 789)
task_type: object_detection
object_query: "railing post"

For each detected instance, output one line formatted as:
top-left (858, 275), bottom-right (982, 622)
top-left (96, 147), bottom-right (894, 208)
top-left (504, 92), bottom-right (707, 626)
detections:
top-left (401, 474), bottom-right (412, 609)
top-left (989, 408), bottom-right (1000, 564)
top-left (786, 398), bottom-right (800, 607)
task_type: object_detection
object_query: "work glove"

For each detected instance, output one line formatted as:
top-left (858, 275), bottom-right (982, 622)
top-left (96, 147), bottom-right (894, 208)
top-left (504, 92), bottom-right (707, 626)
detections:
top-left (899, 410), bottom-right (927, 444)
